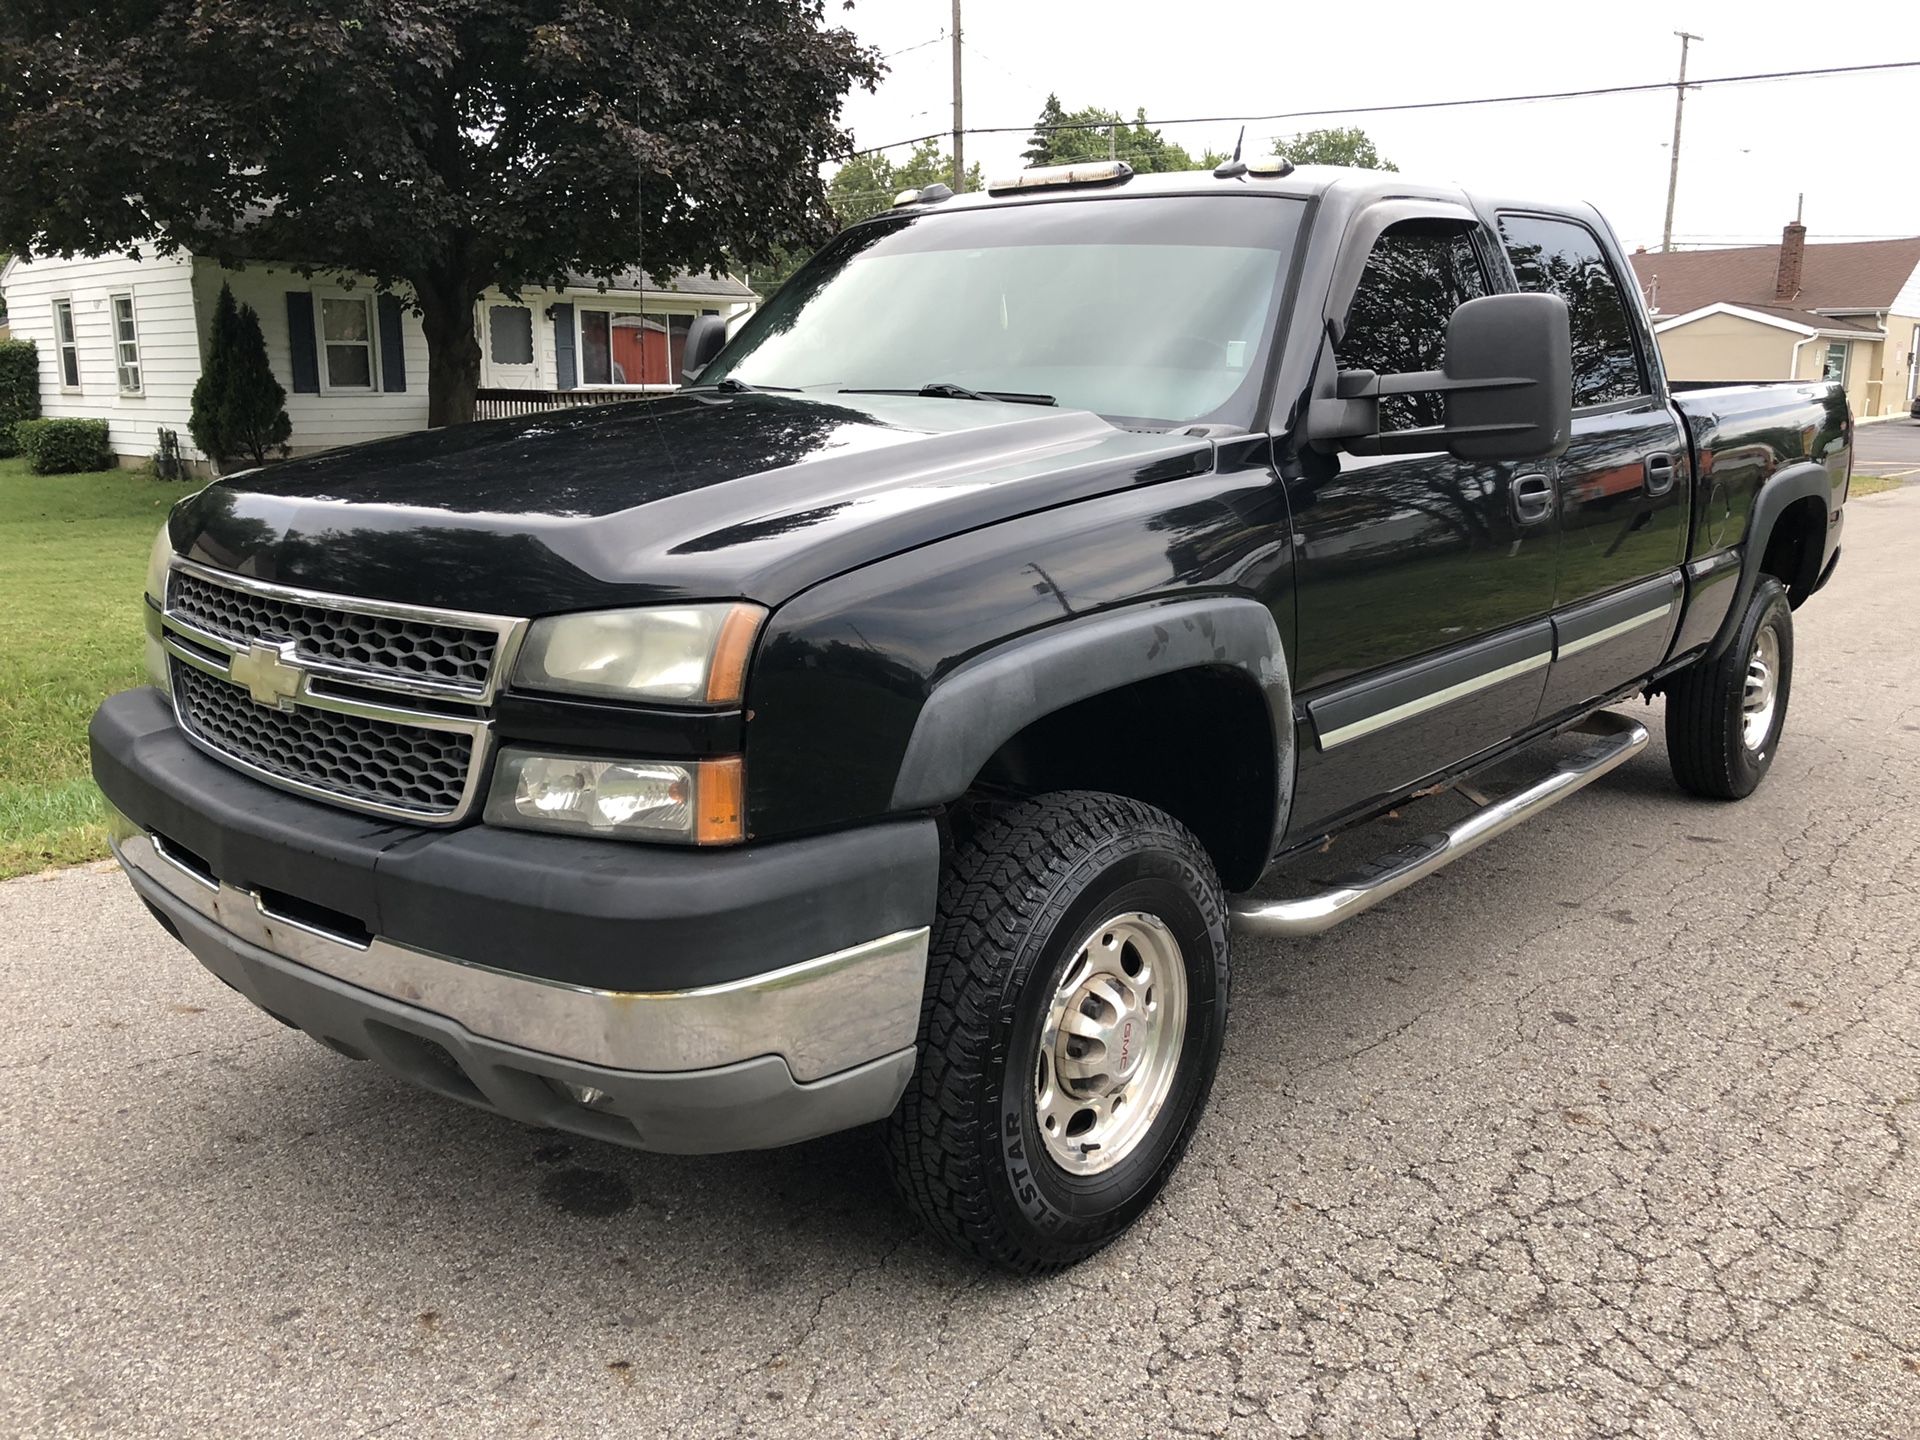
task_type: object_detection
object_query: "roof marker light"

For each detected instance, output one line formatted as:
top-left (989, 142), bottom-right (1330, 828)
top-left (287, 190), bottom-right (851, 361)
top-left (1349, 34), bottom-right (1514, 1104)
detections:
top-left (1246, 157), bottom-right (1296, 178)
top-left (986, 160), bottom-right (1135, 194)
top-left (892, 182), bottom-right (955, 209)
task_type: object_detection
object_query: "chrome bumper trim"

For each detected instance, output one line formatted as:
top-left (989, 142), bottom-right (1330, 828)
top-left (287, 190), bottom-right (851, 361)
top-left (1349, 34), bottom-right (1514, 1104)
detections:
top-left (108, 808), bottom-right (929, 1082)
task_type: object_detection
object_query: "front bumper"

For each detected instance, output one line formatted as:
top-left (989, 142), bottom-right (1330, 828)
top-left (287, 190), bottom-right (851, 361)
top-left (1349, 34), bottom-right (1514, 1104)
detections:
top-left (92, 688), bottom-right (940, 1153)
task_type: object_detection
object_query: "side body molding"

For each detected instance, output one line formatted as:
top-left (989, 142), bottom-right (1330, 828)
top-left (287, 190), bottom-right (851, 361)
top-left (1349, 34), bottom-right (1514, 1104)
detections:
top-left (1705, 462), bottom-right (1831, 661)
top-left (890, 596), bottom-right (1294, 832)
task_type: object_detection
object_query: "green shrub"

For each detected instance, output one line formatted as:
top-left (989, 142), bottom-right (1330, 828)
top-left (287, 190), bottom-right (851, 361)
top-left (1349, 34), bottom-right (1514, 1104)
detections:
top-left (0, 338), bottom-right (39, 457)
top-left (15, 417), bottom-right (112, 474)
top-left (190, 282), bottom-right (290, 467)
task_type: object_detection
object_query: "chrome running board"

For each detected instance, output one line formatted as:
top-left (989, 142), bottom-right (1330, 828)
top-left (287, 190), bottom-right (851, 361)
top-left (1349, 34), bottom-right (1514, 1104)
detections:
top-left (1230, 710), bottom-right (1650, 939)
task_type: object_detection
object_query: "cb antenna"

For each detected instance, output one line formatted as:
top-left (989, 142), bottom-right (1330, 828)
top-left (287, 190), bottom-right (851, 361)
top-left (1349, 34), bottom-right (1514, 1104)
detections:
top-left (1213, 126), bottom-right (1248, 179)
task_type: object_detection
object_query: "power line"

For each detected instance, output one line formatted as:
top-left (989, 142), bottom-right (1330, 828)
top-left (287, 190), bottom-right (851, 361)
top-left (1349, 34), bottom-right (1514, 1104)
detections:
top-left (848, 58), bottom-right (1920, 158)
top-left (881, 33), bottom-right (946, 60)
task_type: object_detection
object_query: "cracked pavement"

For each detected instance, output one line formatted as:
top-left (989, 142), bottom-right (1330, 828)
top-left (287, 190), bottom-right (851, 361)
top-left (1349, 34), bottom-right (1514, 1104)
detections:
top-left (3, 485), bottom-right (1918, 1439)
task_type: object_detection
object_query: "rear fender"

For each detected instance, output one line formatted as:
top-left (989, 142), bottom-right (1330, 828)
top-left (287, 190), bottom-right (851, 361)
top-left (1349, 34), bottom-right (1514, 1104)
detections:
top-left (1705, 462), bottom-right (1831, 661)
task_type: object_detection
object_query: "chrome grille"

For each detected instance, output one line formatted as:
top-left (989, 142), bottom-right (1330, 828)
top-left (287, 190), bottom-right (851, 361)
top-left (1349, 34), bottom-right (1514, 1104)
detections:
top-left (153, 559), bottom-right (525, 824)
top-left (172, 661), bottom-right (473, 817)
top-left (167, 567), bottom-right (499, 696)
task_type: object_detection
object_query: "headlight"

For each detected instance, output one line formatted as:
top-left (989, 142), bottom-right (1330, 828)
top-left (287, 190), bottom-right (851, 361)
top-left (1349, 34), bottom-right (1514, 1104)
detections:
top-left (145, 522), bottom-right (174, 604)
top-left (484, 750), bottom-right (745, 844)
top-left (144, 523), bottom-right (174, 695)
top-left (513, 602), bottom-right (764, 705)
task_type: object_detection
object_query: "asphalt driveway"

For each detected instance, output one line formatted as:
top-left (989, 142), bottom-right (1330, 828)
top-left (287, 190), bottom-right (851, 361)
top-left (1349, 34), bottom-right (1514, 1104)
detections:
top-left (1852, 414), bottom-right (1920, 482)
top-left (3, 489), bottom-right (1916, 1439)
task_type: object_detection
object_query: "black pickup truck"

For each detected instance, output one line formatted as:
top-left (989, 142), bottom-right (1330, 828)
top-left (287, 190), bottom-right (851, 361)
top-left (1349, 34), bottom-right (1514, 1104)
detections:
top-left (92, 162), bottom-right (1849, 1273)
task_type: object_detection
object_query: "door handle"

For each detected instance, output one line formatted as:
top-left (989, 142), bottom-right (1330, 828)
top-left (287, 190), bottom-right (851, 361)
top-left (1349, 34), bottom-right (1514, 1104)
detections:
top-left (1510, 472), bottom-right (1555, 525)
top-left (1645, 452), bottom-right (1677, 497)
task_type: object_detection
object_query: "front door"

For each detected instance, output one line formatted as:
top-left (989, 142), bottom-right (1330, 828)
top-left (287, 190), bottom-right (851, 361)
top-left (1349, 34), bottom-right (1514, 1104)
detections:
top-left (1496, 213), bottom-right (1689, 717)
top-left (482, 302), bottom-right (539, 390)
top-left (1284, 216), bottom-right (1559, 840)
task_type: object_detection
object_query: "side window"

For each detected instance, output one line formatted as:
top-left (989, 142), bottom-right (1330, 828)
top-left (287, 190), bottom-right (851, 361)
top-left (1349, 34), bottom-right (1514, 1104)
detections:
top-left (1335, 221), bottom-right (1489, 430)
top-left (1498, 214), bottom-right (1646, 407)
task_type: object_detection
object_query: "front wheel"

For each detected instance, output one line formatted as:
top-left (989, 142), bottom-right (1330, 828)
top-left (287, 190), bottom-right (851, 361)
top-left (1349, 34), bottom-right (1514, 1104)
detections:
top-left (885, 791), bottom-right (1230, 1274)
top-left (1665, 575), bottom-right (1794, 799)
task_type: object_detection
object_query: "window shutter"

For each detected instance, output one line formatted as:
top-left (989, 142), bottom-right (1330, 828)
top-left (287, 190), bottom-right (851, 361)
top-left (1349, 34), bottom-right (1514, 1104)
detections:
top-left (552, 303), bottom-right (576, 390)
top-left (285, 292), bottom-right (320, 394)
top-left (377, 294), bottom-right (406, 392)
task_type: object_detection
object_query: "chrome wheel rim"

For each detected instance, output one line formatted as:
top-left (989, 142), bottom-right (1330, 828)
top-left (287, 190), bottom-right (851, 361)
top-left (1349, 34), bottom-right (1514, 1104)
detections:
top-left (1742, 627), bottom-right (1781, 751)
top-left (1034, 911), bottom-right (1188, 1175)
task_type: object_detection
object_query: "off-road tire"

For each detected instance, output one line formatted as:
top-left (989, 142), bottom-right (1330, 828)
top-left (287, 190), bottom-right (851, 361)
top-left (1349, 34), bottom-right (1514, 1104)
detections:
top-left (1665, 575), bottom-right (1793, 800)
top-left (885, 790), bottom-right (1230, 1274)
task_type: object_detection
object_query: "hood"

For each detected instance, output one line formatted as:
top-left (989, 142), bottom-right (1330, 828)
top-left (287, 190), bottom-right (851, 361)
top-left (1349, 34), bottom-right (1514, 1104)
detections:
top-left (171, 392), bottom-right (1216, 614)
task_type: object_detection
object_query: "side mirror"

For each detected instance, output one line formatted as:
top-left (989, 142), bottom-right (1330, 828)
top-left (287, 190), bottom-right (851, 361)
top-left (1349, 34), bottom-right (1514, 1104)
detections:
top-left (680, 314), bottom-right (729, 383)
top-left (1307, 292), bottom-right (1572, 463)
top-left (1442, 293), bottom-right (1572, 462)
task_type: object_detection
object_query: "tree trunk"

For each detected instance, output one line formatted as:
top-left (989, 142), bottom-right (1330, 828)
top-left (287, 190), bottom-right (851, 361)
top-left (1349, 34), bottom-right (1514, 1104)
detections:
top-left (417, 282), bottom-right (482, 427)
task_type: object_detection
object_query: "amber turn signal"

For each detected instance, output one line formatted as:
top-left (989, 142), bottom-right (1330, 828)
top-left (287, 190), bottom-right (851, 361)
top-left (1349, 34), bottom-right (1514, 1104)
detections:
top-left (705, 605), bottom-right (764, 705)
top-left (695, 757), bottom-right (746, 845)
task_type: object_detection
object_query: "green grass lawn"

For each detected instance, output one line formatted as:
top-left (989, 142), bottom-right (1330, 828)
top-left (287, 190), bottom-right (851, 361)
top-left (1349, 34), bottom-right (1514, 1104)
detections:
top-left (0, 457), bottom-right (181, 877)
top-left (1849, 474), bottom-right (1905, 499)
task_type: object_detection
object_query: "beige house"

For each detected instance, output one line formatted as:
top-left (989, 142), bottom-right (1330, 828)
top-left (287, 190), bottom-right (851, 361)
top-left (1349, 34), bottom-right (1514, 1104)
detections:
top-left (1629, 226), bottom-right (1920, 418)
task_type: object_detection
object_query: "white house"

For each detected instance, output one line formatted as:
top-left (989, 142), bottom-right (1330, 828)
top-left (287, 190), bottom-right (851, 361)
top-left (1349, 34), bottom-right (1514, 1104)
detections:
top-left (0, 246), bottom-right (758, 467)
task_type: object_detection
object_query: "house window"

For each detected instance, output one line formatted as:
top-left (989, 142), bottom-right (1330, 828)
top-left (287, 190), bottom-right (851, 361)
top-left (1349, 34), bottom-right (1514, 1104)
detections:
top-left (319, 295), bottom-right (376, 390)
top-left (110, 293), bottom-right (142, 394)
top-left (579, 308), bottom-right (695, 385)
top-left (1822, 342), bottom-right (1848, 384)
top-left (489, 305), bottom-right (533, 365)
top-left (52, 299), bottom-right (80, 390)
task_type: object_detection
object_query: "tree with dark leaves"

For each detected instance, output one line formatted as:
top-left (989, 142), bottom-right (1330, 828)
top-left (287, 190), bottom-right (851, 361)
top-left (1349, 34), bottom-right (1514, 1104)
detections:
top-left (0, 2), bottom-right (881, 425)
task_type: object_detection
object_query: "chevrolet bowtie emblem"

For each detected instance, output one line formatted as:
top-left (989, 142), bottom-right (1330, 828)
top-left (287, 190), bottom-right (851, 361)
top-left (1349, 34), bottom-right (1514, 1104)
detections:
top-left (229, 640), bottom-right (305, 711)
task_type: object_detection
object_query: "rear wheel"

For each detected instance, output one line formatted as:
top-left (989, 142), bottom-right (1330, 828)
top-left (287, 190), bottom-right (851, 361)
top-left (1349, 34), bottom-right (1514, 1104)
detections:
top-left (1665, 576), bottom-right (1794, 799)
top-left (885, 791), bottom-right (1230, 1274)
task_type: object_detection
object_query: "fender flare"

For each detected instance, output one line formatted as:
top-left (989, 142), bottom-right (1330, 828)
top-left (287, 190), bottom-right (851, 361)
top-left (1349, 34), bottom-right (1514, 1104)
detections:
top-left (890, 596), bottom-right (1295, 850)
top-left (1706, 462), bottom-right (1831, 661)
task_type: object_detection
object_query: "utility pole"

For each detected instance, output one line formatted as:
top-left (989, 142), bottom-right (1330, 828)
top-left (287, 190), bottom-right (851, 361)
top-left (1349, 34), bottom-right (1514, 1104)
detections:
top-left (1662, 30), bottom-right (1703, 253)
top-left (950, 0), bottom-right (964, 193)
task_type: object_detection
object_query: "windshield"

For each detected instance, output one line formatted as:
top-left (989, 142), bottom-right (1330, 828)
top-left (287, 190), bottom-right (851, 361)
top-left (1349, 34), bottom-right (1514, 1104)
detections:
top-left (704, 193), bottom-right (1306, 429)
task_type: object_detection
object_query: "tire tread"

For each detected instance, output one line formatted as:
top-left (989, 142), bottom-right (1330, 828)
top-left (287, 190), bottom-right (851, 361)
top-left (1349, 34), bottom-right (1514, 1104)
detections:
top-left (884, 790), bottom-right (1224, 1273)
top-left (1665, 576), bottom-right (1790, 800)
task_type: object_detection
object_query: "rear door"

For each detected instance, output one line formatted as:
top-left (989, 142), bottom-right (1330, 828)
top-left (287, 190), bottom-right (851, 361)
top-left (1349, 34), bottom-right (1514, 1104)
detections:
top-left (1284, 212), bottom-right (1558, 839)
top-left (1495, 212), bottom-right (1690, 716)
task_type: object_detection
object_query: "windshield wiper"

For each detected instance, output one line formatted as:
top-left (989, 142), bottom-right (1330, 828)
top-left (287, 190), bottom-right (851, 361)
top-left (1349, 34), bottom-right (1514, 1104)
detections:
top-left (688, 376), bottom-right (803, 394)
top-left (842, 383), bottom-right (1057, 407)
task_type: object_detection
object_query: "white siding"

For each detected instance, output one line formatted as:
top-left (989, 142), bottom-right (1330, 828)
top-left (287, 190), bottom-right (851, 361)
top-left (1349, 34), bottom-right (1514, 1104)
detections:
top-left (193, 262), bottom-right (430, 452)
top-left (1891, 259), bottom-right (1920, 323)
top-left (1, 247), bottom-right (763, 460)
top-left (477, 285), bottom-right (754, 391)
top-left (0, 246), bottom-right (202, 461)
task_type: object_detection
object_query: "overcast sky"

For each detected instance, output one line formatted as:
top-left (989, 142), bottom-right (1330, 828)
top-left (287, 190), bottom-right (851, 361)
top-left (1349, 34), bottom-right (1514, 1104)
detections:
top-left (831, 0), bottom-right (1919, 253)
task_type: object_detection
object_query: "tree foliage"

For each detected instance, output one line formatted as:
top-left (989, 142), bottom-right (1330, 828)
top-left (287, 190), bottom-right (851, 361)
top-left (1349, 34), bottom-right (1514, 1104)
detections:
top-left (827, 140), bottom-right (982, 228)
top-left (0, 2), bottom-right (881, 424)
top-left (1019, 95), bottom-right (1202, 174)
top-left (1271, 127), bottom-right (1398, 172)
top-left (191, 282), bottom-right (291, 469)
